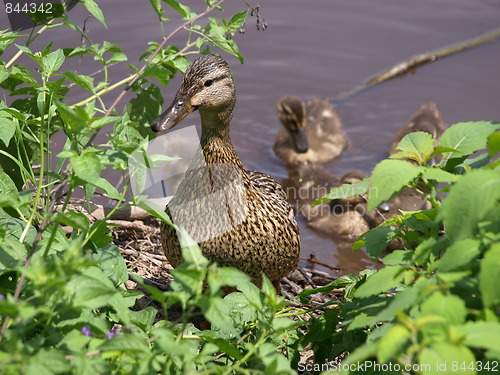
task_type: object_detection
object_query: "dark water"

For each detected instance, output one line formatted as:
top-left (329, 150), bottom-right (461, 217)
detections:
top-left (2, 0), bottom-right (500, 274)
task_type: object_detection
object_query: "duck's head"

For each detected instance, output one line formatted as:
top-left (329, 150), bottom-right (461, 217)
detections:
top-left (277, 95), bottom-right (309, 153)
top-left (151, 55), bottom-right (236, 132)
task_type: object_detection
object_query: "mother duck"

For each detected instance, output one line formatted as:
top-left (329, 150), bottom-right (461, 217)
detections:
top-left (151, 55), bottom-right (300, 291)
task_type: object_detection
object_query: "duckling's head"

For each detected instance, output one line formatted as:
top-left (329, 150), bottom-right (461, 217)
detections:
top-left (151, 55), bottom-right (235, 132)
top-left (277, 96), bottom-right (309, 153)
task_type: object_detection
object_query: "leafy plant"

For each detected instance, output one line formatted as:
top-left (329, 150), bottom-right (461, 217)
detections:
top-left (0, 1), bottom-right (309, 374)
top-left (309, 122), bottom-right (500, 374)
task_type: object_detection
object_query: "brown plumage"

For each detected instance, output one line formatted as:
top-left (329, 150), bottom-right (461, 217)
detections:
top-left (151, 55), bottom-right (300, 289)
top-left (273, 96), bottom-right (348, 165)
top-left (389, 100), bottom-right (446, 155)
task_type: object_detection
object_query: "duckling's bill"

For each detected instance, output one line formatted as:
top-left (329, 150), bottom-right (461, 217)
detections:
top-left (151, 92), bottom-right (194, 132)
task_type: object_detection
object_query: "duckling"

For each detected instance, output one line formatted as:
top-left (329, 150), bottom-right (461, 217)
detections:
top-left (151, 55), bottom-right (300, 291)
top-left (287, 163), bottom-right (369, 238)
top-left (389, 100), bottom-right (446, 155)
top-left (273, 96), bottom-right (348, 165)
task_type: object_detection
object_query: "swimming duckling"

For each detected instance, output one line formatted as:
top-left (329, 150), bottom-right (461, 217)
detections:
top-left (273, 96), bottom-right (348, 165)
top-left (389, 100), bottom-right (446, 155)
top-left (151, 55), bottom-right (300, 291)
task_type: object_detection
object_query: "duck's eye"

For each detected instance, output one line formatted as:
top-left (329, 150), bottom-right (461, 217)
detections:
top-left (204, 79), bottom-right (214, 87)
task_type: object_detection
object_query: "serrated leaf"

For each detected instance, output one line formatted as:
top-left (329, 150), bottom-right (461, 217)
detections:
top-left (312, 178), bottom-right (368, 206)
top-left (56, 100), bottom-right (86, 132)
top-left (436, 239), bottom-right (480, 272)
top-left (91, 177), bottom-right (121, 200)
top-left (199, 295), bottom-right (232, 329)
top-left (418, 343), bottom-right (476, 375)
top-left (67, 270), bottom-right (117, 309)
top-left (0, 169), bottom-right (17, 194)
top-left (62, 71), bottom-right (94, 92)
top-left (368, 159), bottom-right (424, 211)
top-left (70, 150), bottom-right (102, 183)
top-left (392, 131), bottom-right (435, 164)
top-left (93, 243), bottom-right (128, 286)
top-left (207, 266), bottom-right (251, 295)
top-left (55, 211), bottom-right (89, 232)
top-left (354, 265), bottom-right (405, 298)
top-left (421, 292), bottom-right (467, 324)
top-left (377, 324), bottom-right (410, 363)
top-left (363, 225), bottom-right (398, 259)
top-left (479, 243), bottom-right (500, 308)
top-left (228, 10), bottom-right (247, 30)
top-left (437, 170), bottom-right (500, 242)
top-left (440, 121), bottom-right (500, 163)
top-left (43, 49), bottom-right (65, 75)
top-left (98, 334), bottom-right (150, 353)
top-left (163, 0), bottom-right (192, 19)
top-left (83, 0), bottom-right (107, 28)
top-left (459, 321), bottom-right (500, 352)
top-left (420, 167), bottom-right (457, 183)
top-left (0, 114), bottom-right (17, 147)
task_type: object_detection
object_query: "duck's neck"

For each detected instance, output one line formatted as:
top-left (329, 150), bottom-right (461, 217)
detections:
top-left (199, 108), bottom-right (245, 169)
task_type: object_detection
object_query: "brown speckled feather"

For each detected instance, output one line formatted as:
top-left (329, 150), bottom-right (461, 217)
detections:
top-left (153, 55), bottom-right (300, 286)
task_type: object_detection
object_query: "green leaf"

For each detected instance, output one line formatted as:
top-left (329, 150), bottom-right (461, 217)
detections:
top-left (421, 292), bottom-right (467, 324)
top-left (163, 0), bottom-right (193, 19)
top-left (0, 113), bottom-right (17, 146)
top-left (300, 273), bottom-right (358, 297)
top-left (436, 239), bottom-right (480, 272)
top-left (0, 169), bottom-right (17, 194)
top-left (93, 243), bottom-right (128, 286)
top-left (99, 334), bottom-right (150, 353)
top-left (66, 268), bottom-right (118, 309)
top-left (312, 178), bottom-right (369, 206)
top-left (479, 243), bottom-right (500, 308)
top-left (459, 321), bottom-right (500, 352)
top-left (55, 100), bottom-right (87, 133)
top-left (199, 295), bottom-right (233, 329)
top-left (440, 121), bottom-right (500, 163)
top-left (83, 0), bottom-right (107, 28)
top-left (70, 150), bottom-right (102, 183)
top-left (391, 131), bottom-right (435, 164)
top-left (377, 324), bottom-right (410, 363)
top-left (26, 348), bottom-right (71, 375)
top-left (88, 220), bottom-right (112, 248)
top-left (438, 170), bottom-right (500, 242)
top-left (62, 71), bottom-right (94, 92)
top-left (418, 343), bottom-right (476, 375)
top-left (488, 130), bottom-right (500, 157)
top-left (368, 159), bottom-right (424, 211)
top-left (0, 217), bottom-right (37, 246)
top-left (354, 266), bottom-right (405, 298)
top-left (91, 177), bottom-right (121, 200)
top-left (363, 226), bottom-right (398, 259)
top-left (207, 266), bottom-right (251, 295)
top-left (55, 211), bottom-right (90, 232)
top-left (420, 167), bottom-right (457, 183)
top-left (179, 228), bottom-right (209, 270)
top-left (228, 10), bottom-right (248, 30)
top-left (42, 49), bottom-right (65, 75)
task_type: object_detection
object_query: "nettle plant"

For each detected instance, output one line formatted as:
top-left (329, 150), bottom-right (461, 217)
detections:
top-left (0, 1), bottom-right (307, 374)
top-left (308, 122), bottom-right (500, 374)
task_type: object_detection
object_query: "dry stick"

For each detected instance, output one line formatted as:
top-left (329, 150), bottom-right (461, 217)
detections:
top-left (333, 27), bottom-right (500, 101)
top-left (300, 256), bottom-right (342, 271)
top-left (0, 2), bottom-right (227, 342)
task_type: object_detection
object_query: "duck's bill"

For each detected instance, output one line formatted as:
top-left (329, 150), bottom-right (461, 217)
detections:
top-left (151, 93), bottom-right (194, 132)
top-left (290, 128), bottom-right (309, 154)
